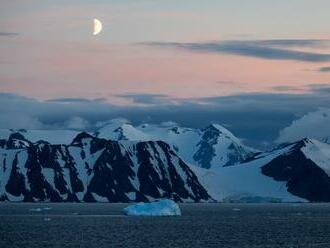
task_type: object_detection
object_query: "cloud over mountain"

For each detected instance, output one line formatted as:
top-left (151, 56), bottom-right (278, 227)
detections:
top-left (1, 88), bottom-right (330, 148)
top-left (277, 108), bottom-right (330, 143)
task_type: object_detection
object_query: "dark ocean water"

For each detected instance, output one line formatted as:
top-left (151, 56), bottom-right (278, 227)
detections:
top-left (1, 203), bottom-right (330, 248)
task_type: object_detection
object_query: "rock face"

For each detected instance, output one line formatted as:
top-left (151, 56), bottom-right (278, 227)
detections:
top-left (192, 124), bottom-right (253, 168)
top-left (0, 132), bottom-right (211, 203)
top-left (96, 120), bottom-right (255, 169)
top-left (261, 138), bottom-right (330, 202)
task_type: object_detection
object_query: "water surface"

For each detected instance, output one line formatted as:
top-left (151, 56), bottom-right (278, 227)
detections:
top-left (1, 203), bottom-right (330, 248)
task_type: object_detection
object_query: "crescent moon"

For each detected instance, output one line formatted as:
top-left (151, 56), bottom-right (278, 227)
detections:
top-left (93, 18), bottom-right (102, 35)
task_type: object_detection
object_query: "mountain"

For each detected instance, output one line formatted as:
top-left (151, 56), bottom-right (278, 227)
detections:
top-left (96, 120), bottom-right (255, 169)
top-left (191, 138), bottom-right (330, 203)
top-left (321, 136), bottom-right (330, 144)
top-left (3, 123), bottom-right (330, 203)
top-left (0, 132), bottom-right (210, 202)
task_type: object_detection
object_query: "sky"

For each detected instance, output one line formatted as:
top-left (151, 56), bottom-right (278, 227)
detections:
top-left (0, 0), bottom-right (330, 147)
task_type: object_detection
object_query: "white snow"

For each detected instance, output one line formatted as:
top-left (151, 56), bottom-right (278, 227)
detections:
top-left (301, 139), bottom-right (330, 177)
top-left (0, 149), bottom-right (21, 195)
top-left (190, 144), bottom-right (306, 203)
top-left (42, 168), bottom-right (56, 190)
top-left (12, 139), bottom-right (30, 148)
top-left (68, 141), bottom-right (104, 200)
top-left (119, 142), bottom-right (141, 191)
top-left (96, 122), bottom-right (254, 169)
top-left (62, 168), bottom-right (72, 194)
top-left (6, 193), bottom-right (24, 202)
top-left (126, 192), bottom-right (136, 201)
top-left (97, 120), bottom-right (151, 141)
top-left (91, 193), bottom-right (108, 202)
top-left (123, 199), bottom-right (181, 216)
top-left (15, 151), bottom-right (29, 191)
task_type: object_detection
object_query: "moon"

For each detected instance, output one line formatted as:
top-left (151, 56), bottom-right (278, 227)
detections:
top-left (93, 18), bottom-right (102, 35)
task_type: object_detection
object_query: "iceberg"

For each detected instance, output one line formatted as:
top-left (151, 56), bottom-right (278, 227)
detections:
top-left (123, 199), bottom-right (181, 216)
top-left (29, 208), bottom-right (42, 212)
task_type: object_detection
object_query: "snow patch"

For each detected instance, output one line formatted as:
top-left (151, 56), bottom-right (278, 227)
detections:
top-left (301, 139), bottom-right (330, 178)
top-left (126, 192), bottom-right (136, 201)
top-left (91, 192), bottom-right (108, 202)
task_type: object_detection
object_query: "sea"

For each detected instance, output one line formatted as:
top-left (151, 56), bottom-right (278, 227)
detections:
top-left (1, 203), bottom-right (330, 248)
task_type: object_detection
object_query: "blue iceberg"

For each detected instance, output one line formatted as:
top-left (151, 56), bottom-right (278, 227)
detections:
top-left (123, 199), bottom-right (181, 216)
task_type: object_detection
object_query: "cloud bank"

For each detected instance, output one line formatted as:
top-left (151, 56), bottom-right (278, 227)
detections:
top-left (277, 108), bottom-right (330, 143)
top-left (319, 66), bottom-right (330, 72)
top-left (114, 93), bottom-right (171, 105)
top-left (0, 32), bottom-right (19, 37)
top-left (1, 87), bottom-right (330, 148)
top-left (144, 39), bottom-right (330, 62)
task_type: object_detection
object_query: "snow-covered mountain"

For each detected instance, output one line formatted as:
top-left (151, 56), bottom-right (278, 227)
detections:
top-left (3, 123), bottom-right (330, 203)
top-left (0, 132), bottom-right (210, 202)
top-left (96, 120), bottom-right (255, 169)
top-left (191, 138), bottom-right (330, 203)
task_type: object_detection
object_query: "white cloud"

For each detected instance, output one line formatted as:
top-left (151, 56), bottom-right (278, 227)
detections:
top-left (95, 118), bottom-right (130, 129)
top-left (276, 108), bottom-right (330, 143)
top-left (65, 116), bottom-right (90, 130)
top-left (0, 113), bottom-right (44, 130)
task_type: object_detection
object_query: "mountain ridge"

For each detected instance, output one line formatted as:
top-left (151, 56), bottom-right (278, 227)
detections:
top-left (96, 120), bottom-right (256, 169)
top-left (192, 138), bottom-right (330, 202)
top-left (0, 132), bottom-right (211, 203)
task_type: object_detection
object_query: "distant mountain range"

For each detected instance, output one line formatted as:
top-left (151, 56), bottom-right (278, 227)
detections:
top-left (95, 120), bottom-right (256, 169)
top-left (1, 121), bottom-right (330, 203)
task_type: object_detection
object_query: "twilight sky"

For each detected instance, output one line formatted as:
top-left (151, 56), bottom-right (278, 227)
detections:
top-left (0, 0), bottom-right (330, 147)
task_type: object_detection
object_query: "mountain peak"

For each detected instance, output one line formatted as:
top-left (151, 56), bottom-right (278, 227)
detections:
top-left (6, 132), bottom-right (31, 149)
top-left (71, 132), bottom-right (94, 145)
top-left (300, 137), bottom-right (314, 145)
top-left (8, 132), bottom-right (27, 141)
top-left (206, 123), bottom-right (234, 136)
top-left (95, 120), bottom-right (255, 168)
top-left (286, 137), bottom-right (314, 150)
